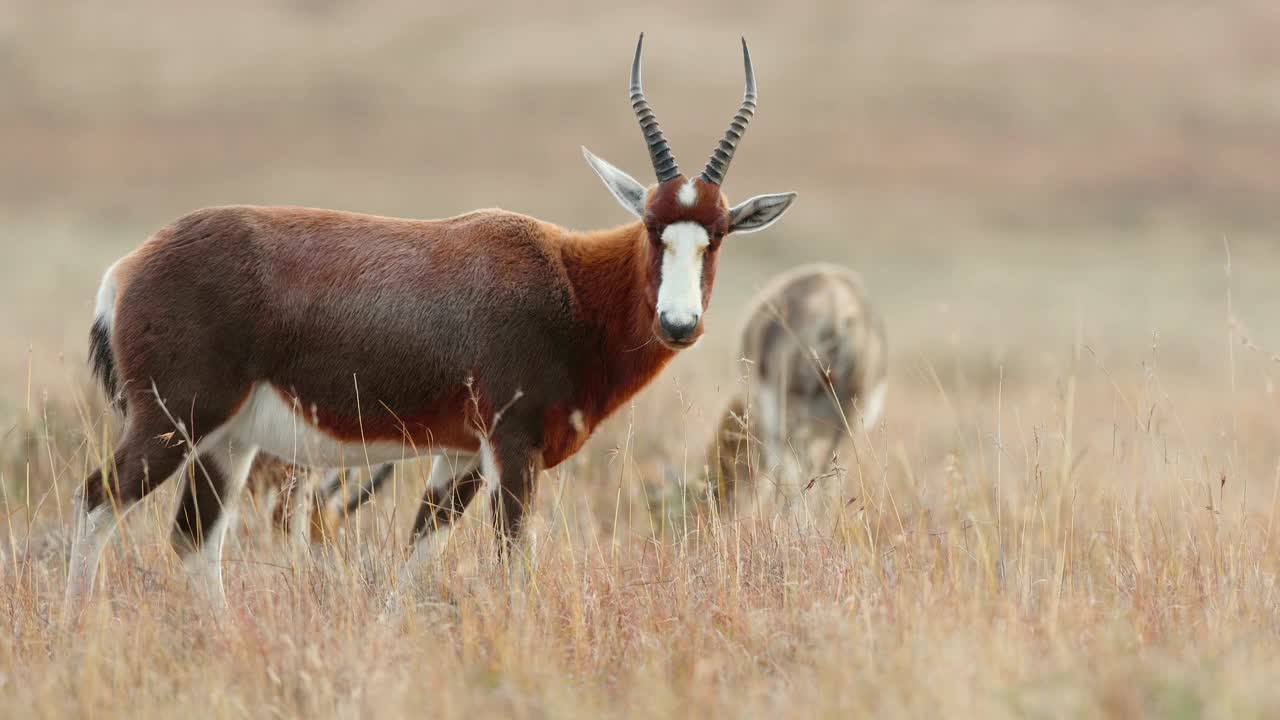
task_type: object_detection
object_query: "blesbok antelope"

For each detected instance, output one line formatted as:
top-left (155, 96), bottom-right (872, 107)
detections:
top-left (66, 34), bottom-right (797, 615)
top-left (248, 456), bottom-right (394, 544)
top-left (705, 263), bottom-right (887, 517)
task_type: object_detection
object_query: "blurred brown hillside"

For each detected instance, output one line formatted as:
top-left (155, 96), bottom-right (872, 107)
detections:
top-left (3, 1), bottom-right (1280, 401)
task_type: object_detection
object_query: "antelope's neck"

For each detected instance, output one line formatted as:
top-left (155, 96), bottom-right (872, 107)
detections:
top-left (560, 223), bottom-right (676, 428)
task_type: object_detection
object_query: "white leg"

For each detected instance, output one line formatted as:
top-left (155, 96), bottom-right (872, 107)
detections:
top-left (176, 440), bottom-right (257, 614)
top-left (397, 454), bottom-right (478, 584)
top-left (64, 429), bottom-right (196, 621)
top-left (182, 517), bottom-right (233, 614)
top-left (63, 499), bottom-right (133, 621)
top-left (383, 453), bottom-right (480, 619)
top-left (400, 527), bottom-right (456, 587)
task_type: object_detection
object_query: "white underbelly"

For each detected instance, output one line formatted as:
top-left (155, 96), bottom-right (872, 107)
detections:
top-left (225, 382), bottom-right (464, 468)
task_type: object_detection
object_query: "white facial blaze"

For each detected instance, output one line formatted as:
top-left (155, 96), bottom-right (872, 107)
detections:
top-left (656, 222), bottom-right (710, 328)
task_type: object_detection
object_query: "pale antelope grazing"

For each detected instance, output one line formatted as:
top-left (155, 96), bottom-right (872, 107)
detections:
top-left (66, 34), bottom-right (797, 616)
top-left (705, 264), bottom-right (887, 518)
top-left (248, 456), bottom-right (394, 544)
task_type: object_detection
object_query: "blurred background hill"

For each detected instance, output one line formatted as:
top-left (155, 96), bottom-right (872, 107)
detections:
top-left (3, 0), bottom-right (1280, 408)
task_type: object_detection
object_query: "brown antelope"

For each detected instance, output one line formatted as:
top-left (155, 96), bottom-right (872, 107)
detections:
top-left (705, 263), bottom-right (886, 518)
top-left (66, 34), bottom-right (797, 615)
top-left (248, 456), bottom-right (394, 544)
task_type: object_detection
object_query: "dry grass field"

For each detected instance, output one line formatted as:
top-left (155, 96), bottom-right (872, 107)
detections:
top-left (4, 1), bottom-right (1280, 717)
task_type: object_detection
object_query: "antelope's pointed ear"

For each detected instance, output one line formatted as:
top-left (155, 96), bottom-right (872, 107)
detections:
top-left (583, 147), bottom-right (647, 218)
top-left (728, 192), bottom-right (798, 234)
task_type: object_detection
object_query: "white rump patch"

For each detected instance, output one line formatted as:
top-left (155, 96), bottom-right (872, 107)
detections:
top-left (656, 222), bottom-right (710, 328)
top-left (677, 180), bottom-right (697, 207)
top-left (94, 259), bottom-right (123, 324)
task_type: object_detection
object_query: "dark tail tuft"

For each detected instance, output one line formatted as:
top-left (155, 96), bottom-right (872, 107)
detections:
top-left (89, 318), bottom-right (125, 413)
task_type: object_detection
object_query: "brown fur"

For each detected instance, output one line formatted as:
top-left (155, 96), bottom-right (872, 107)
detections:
top-left (66, 37), bottom-right (795, 615)
top-left (96, 206), bottom-right (673, 469)
top-left (83, 187), bottom-right (746, 562)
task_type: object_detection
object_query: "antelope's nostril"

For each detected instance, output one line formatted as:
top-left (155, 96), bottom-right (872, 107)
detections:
top-left (659, 312), bottom-right (698, 343)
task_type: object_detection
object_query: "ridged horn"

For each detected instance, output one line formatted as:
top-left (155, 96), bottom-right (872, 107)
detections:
top-left (630, 33), bottom-right (680, 183)
top-left (700, 37), bottom-right (756, 186)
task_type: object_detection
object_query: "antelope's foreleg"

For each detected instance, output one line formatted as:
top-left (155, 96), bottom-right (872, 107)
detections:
top-left (490, 439), bottom-right (543, 561)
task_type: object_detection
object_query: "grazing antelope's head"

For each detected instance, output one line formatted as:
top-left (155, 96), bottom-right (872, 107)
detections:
top-left (583, 34), bottom-right (797, 350)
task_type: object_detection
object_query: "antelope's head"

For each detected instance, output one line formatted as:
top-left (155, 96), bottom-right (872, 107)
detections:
top-left (584, 34), bottom-right (797, 350)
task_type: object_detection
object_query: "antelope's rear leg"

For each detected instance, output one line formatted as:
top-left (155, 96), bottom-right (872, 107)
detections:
top-left (409, 457), bottom-right (483, 546)
top-left (310, 463), bottom-right (397, 542)
top-left (65, 424), bottom-right (191, 619)
top-left (342, 463), bottom-right (395, 517)
top-left (400, 455), bottom-right (482, 580)
top-left (170, 437), bottom-right (258, 613)
top-left (385, 455), bottom-right (482, 614)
